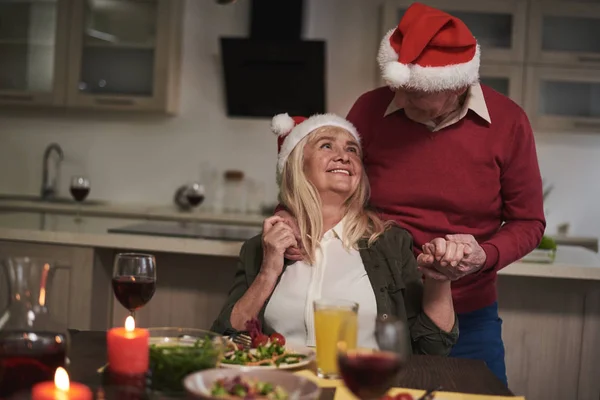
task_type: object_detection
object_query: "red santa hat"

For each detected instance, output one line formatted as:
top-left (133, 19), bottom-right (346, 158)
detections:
top-left (378, 2), bottom-right (480, 92)
top-left (271, 113), bottom-right (360, 174)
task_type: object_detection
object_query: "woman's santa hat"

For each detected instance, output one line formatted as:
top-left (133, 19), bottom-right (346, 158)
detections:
top-left (378, 2), bottom-right (480, 92)
top-left (271, 113), bottom-right (360, 175)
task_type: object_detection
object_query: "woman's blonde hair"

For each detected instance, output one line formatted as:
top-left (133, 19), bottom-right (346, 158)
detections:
top-left (279, 126), bottom-right (391, 265)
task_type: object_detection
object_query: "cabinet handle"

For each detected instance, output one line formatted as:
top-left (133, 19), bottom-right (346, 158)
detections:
top-left (95, 98), bottom-right (135, 106)
top-left (574, 121), bottom-right (600, 130)
top-left (577, 56), bottom-right (600, 64)
top-left (0, 94), bottom-right (34, 102)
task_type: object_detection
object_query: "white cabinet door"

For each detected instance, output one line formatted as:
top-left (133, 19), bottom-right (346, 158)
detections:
top-left (380, 0), bottom-right (528, 63)
top-left (525, 66), bottom-right (600, 132)
top-left (528, 1), bottom-right (600, 67)
top-left (0, 0), bottom-right (70, 107)
top-left (65, 0), bottom-right (183, 114)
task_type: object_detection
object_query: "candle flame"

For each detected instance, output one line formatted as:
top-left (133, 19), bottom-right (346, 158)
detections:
top-left (54, 367), bottom-right (70, 391)
top-left (125, 316), bottom-right (135, 332)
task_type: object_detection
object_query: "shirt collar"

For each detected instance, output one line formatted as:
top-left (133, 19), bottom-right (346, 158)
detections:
top-left (383, 83), bottom-right (492, 124)
top-left (323, 218), bottom-right (346, 241)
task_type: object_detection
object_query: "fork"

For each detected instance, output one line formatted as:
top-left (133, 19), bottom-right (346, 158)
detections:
top-left (229, 331), bottom-right (252, 349)
top-left (417, 385), bottom-right (442, 400)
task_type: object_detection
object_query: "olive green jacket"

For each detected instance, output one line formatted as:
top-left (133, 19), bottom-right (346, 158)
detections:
top-left (211, 225), bottom-right (458, 355)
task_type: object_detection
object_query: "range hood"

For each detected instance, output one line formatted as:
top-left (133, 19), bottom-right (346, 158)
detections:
top-left (220, 0), bottom-right (326, 118)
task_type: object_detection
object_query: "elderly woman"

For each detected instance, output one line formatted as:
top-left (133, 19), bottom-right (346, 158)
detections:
top-left (211, 113), bottom-right (458, 354)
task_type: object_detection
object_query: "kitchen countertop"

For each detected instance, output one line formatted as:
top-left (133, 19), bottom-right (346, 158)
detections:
top-left (0, 211), bottom-right (245, 257)
top-left (0, 198), bottom-right (265, 226)
top-left (0, 211), bottom-right (599, 281)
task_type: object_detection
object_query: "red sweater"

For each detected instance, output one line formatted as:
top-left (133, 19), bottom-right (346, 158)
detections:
top-left (347, 85), bottom-right (546, 313)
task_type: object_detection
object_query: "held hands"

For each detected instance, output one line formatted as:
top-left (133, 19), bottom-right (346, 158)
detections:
top-left (261, 216), bottom-right (298, 278)
top-left (274, 209), bottom-right (305, 262)
top-left (417, 234), bottom-right (487, 281)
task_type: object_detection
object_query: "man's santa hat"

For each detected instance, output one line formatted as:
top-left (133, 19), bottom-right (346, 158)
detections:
top-left (378, 2), bottom-right (480, 92)
top-left (271, 113), bottom-right (360, 175)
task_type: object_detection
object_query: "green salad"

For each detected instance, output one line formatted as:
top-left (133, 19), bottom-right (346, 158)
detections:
top-left (221, 341), bottom-right (307, 367)
top-left (149, 337), bottom-right (221, 394)
top-left (211, 376), bottom-right (288, 400)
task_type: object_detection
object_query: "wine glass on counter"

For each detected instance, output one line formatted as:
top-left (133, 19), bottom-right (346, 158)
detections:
top-left (185, 182), bottom-right (205, 208)
top-left (337, 315), bottom-right (410, 400)
top-left (69, 176), bottom-right (90, 222)
top-left (111, 253), bottom-right (157, 319)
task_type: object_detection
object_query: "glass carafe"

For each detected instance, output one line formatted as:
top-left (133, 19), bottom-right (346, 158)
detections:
top-left (0, 257), bottom-right (69, 398)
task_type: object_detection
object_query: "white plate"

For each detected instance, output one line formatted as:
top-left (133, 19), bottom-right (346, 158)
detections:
top-left (219, 345), bottom-right (316, 370)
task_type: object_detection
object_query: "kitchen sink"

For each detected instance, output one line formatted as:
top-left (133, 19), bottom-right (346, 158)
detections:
top-left (0, 194), bottom-right (106, 205)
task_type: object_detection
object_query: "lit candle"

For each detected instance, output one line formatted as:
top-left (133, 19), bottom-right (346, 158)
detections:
top-left (107, 316), bottom-right (149, 375)
top-left (32, 367), bottom-right (92, 400)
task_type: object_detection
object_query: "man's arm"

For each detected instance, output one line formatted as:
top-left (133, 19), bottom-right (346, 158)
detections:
top-left (479, 110), bottom-right (546, 272)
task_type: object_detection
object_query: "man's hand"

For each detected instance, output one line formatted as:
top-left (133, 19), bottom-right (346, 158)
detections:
top-left (445, 234), bottom-right (487, 274)
top-left (417, 234), bottom-right (486, 280)
top-left (274, 209), bottom-right (304, 261)
top-left (417, 238), bottom-right (468, 281)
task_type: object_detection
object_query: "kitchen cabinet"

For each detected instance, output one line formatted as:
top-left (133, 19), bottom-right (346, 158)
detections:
top-left (0, 0), bottom-right (70, 106)
top-left (66, 0), bottom-right (183, 113)
top-left (480, 64), bottom-right (524, 105)
top-left (525, 66), bottom-right (600, 132)
top-left (380, 0), bottom-right (528, 64)
top-left (0, 240), bottom-right (95, 330)
top-left (527, 1), bottom-right (600, 68)
top-left (0, 0), bottom-right (183, 114)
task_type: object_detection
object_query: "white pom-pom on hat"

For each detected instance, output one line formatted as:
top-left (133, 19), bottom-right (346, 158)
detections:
top-left (271, 113), bottom-right (296, 136)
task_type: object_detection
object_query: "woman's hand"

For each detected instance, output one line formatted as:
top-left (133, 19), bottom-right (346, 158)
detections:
top-left (261, 216), bottom-right (298, 277)
top-left (274, 209), bottom-right (305, 261)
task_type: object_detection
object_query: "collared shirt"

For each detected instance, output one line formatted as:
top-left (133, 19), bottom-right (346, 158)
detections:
top-left (264, 219), bottom-right (378, 349)
top-left (384, 83), bottom-right (491, 132)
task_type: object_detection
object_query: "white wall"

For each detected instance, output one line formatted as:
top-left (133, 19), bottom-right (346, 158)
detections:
top-left (0, 0), bottom-right (598, 239)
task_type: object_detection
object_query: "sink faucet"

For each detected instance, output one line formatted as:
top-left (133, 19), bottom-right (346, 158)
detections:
top-left (41, 143), bottom-right (64, 200)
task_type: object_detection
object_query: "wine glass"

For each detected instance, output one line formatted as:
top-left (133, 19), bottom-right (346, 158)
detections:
top-left (111, 253), bottom-right (157, 319)
top-left (69, 176), bottom-right (90, 222)
top-left (337, 315), bottom-right (410, 400)
top-left (185, 182), bottom-right (205, 208)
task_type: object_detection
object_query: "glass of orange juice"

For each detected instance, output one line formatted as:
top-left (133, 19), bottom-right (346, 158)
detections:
top-left (313, 298), bottom-right (359, 379)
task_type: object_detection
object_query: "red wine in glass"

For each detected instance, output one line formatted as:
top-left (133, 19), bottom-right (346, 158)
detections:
top-left (186, 193), bottom-right (205, 207)
top-left (70, 186), bottom-right (90, 202)
top-left (70, 176), bottom-right (90, 222)
top-left (185, 183), bottom-right (205, 208)
top-left (0, 331), bottom-right (67, 398)
top-left (338, 350), bottom-right (404, 399)
top-left (112, 276), bottom-right (156, 312)
top-left (112, 253), bottom-right (156, 318)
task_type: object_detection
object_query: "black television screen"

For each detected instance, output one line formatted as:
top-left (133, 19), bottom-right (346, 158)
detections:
top-left (220, 38), bottom-right (326, 118)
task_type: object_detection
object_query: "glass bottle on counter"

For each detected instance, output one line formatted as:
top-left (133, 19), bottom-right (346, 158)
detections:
top-left (0, 257), bottom-right (70, 398)
top-left (223, 170), bottom-right (246, 214)
top-left (245, 178), bottom-right (265, 215)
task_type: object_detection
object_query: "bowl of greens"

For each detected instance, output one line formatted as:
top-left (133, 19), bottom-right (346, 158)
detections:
top-left (148, 328), bottom-right (226, 396)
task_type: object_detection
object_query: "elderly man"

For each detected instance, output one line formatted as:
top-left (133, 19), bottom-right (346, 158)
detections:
top-left (278, 2), bottom-right (545, 386)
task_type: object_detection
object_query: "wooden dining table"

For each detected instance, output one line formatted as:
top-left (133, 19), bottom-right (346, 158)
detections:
top-left (67, 330), bottom-right (515, 399)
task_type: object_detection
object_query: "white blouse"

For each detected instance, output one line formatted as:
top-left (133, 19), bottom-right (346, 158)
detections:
top-left (264, 219), bottom-right (378, 349)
